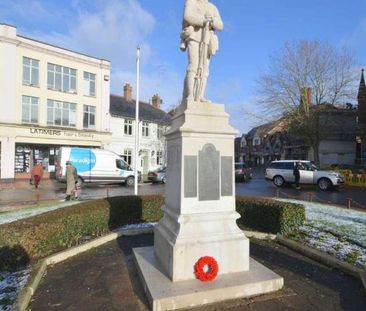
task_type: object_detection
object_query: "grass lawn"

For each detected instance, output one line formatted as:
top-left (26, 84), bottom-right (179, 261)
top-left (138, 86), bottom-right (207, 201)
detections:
top-left (281, 199), bottom-right (366, 269)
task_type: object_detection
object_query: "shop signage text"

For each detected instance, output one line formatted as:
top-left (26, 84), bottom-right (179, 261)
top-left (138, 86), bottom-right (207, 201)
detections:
top-left (29, 128), bottom-right (94, 139)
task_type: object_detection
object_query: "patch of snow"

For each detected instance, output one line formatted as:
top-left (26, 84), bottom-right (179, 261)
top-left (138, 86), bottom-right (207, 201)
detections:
top-left (120, 222), bottom-right (156, 230)
top-left (277, 199), bottom-right (366, 269)
top-left (0, 269), bottom-right (30, 311)
top-left (278, 199), bottom-right (366, 247)
top-left (0, 201), bottom-right (79, 225)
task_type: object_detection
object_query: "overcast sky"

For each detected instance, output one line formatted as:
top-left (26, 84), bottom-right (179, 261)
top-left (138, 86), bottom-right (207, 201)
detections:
top-left (1, 0), bottom-right (366, 134)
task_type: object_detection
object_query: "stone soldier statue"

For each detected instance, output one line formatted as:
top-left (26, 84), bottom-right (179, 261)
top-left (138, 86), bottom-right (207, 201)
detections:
top-left (180, 0), bottom-right (223, 103)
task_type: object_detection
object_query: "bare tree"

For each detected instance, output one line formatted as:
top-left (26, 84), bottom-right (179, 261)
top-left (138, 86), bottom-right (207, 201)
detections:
top-left (255, 40), bottom-right (357, 164)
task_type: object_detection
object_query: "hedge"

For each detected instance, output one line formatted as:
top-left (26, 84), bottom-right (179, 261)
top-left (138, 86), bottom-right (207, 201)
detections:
top-left (236, 196), bottom-right (305, 235)
top-left (0, 195), bottom-right (164, 271)
top-left (0, 195), bottom-right (304, 271)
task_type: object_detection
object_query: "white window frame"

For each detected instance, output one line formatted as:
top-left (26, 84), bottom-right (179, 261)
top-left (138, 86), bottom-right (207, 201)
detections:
top-left (47, 99), bottom-right (76, 127)
top-left (124, 149), bottom-right (133, 166)
top-left (124, 119), bottom-right (133, 136)
top-left (22, 57), bottom-right (39, 86)
top-left (47, 63), bottom-right (77, 93)
top-left (83, 72), bottom-right (96, 96)
top-left (142, 121), bottom-right (149, 137)
top-left (22, 95), bottom-right (39, 124)
top-left (157, 125), bottom-right (164, 139)
top-left (83, 105), bottom-right (96, 129)
top-left (156, 150), bottom-right (163, 165)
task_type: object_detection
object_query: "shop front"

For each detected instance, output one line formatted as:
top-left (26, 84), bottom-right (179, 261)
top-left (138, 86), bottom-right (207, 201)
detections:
top-left (0, 123), bottom-right (111, 180)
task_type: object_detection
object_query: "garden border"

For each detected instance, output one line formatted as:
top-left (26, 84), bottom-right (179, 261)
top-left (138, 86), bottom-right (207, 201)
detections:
top-left (11, 226), bottom-right (154, 311)
top-left (10, 229), bottom-right (364, 311)
top-left (276, 234), bottom-right (366, 292)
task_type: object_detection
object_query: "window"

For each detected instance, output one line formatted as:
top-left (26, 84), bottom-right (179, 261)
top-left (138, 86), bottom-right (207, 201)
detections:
top-left (83, 105), bottom-right (96, 129)
top-left (84, 72), bottom-right (96, 96)
top-left (47, 63), bottom-right (76, 93)
top-left (254, 138), bottom-right (261, 146)
top-left (142, 121), bottom-right (149, 137)
top-left (156, 151), bottom-right (163, 165)
top-left (47, 99), bottom-right (76, 127)
top-left (124, 119), bottom-right (133, 135)
top-left (157, 125), bottom-right (164, 139)
top-left (123, 149), bottom-right (133, 166)
top-left (116, 159), bottom-right (131, 171)
top-left (23, 57), bottom-right (39, 86)
top-left (22, 95), bottom-right (38, 124)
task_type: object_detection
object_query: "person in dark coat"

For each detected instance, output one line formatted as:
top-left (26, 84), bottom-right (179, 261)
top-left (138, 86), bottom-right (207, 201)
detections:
top-left (65, 161), bottom-right (76, 201)
top-left (293, 162), bottom-right (301, 189)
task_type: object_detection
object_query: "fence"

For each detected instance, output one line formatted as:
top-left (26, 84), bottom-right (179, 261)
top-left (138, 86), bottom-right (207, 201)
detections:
top-left (338, 170), bottom-right (366, 187)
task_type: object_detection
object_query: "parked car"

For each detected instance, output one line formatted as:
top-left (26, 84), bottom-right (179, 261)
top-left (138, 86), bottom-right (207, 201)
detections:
top-left (148, 166), bottom-right (167, 184)
top-left (235, 162), bottom-right (252, 182)
top-left (56, 147), bottom-right (141, 186)
top-left (265, 160), bottom-right (345, 190)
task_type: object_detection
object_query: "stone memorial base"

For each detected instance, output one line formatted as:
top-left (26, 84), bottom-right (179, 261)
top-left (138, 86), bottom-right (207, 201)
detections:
top-left (133, 100), bottom-right (284, 310)
top-left (133, 246), bottom-right (284, 311)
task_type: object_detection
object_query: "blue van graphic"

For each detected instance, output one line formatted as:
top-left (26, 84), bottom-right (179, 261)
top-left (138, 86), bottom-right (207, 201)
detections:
top-left (69, 148), bottom-right (96, 173)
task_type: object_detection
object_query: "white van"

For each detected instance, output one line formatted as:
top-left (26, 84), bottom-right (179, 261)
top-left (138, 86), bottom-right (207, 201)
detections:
top-left (55, 147), bottom-right (139, 186)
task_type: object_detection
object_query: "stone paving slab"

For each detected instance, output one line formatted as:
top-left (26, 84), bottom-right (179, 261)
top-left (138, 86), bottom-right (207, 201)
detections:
top-left (30, 235), bottom-right (366, 311)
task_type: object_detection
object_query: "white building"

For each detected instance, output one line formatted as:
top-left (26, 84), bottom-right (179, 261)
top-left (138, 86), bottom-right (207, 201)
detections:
top-left (108, 84), bottom-right (170, 175)
top-left (0, 23), bottom-right (112, 181)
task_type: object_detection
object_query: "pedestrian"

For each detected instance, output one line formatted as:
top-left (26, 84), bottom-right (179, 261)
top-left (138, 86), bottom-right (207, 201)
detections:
top-left (31, 161), bottom-right (43, 189)
top-left (293, 162), bottom-right (301, 189)
top-left (65, 161), bottom-right (76, 201)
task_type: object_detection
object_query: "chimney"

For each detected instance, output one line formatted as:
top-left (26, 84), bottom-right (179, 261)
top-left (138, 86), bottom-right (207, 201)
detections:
top-left (123, 83), bottom-right (132, 101)
top-left (152, 94), bottom-right (161, 109)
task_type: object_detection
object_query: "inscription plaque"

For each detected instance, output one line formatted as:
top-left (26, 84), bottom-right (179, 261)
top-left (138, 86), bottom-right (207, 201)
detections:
top-left (199, 144), bottom-right (220, 201)
top-left (184, 156), bottom-right (197, 198)
top-left (221, 156), bottom-right (233, 196)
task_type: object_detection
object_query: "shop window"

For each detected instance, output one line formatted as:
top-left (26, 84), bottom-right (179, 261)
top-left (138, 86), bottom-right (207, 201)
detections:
top-left (142, 121), bottom-right (149, 137)
top-left (22, 95), bottom-right (39, 124)
top-left (123, 149), bottom-right (133, 166)
top-left (47, 63), bottom-right (77, 93)
top-left (23, 57), bottom-right (39, 86)
top-left (84, 72), bottom-right (96, 96)
top-left (124, 119), bottom-right (133, 136)
top-left (83, 105), bottom-right (96, 129)
top-left (156, 150), bottom-right (163, 165)
top-left (47, 99), bottom-right (76, 127)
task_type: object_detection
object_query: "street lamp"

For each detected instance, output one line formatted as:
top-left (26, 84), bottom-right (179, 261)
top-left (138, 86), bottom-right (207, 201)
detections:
top-left (134, 47), bottom-right (140, 195)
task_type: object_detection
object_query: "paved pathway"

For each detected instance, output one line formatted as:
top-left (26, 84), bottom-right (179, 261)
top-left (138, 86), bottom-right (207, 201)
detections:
top-left (30, 235), bottom-right (366, 311)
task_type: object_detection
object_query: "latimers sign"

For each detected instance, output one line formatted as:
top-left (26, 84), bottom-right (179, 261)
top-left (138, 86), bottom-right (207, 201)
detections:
top-left (29, 128), bottom-right (95, 139)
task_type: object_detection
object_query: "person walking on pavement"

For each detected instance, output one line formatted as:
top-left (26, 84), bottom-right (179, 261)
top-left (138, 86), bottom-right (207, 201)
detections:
top-left (65, 161), bottom-right (77, 201)
top-left (31, 162), bottom-right (43, 189)
top-left (293, 162), bottom-right (301, 189)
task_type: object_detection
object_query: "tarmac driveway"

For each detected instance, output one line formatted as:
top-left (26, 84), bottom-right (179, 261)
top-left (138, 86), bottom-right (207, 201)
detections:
top-left (30, 235), bottom-right (366, 311)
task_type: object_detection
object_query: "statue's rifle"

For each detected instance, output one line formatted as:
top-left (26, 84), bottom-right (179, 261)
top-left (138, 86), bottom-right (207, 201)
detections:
top-left (194, 20), bottom-right (210, 102)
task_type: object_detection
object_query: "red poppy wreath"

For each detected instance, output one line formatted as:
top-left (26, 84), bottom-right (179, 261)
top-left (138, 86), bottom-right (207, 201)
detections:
top-left (194, 256), bottom-right (219, 282)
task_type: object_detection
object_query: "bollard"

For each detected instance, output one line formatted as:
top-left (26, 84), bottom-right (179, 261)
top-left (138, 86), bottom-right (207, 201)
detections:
top-left (346, 196), bottom-right (352, 209)
top-left (106, 187), bottom-right (109, 198)
top-left (276, 189), bottom-right (280, 198)
top-left (36, 192), bottom-right (40, 206)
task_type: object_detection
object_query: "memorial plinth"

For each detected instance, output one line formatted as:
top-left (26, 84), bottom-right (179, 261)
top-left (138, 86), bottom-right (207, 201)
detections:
top-left (133, 101), bottom-right (283, 310)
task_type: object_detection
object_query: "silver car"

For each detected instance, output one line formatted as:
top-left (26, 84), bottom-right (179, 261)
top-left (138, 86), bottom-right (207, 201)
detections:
top-left (265, 160), bottom-right (345, 190)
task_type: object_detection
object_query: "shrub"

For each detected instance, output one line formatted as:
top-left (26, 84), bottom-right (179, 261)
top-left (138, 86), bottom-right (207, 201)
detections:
top-left (0, 194), bottom-right (305, 271)
top-left (236, 196), bottom-right (305, 235)
top-left (0, 195), bottom-right (164, 271)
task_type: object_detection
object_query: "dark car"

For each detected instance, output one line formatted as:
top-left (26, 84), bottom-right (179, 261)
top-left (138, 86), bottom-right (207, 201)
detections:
top-left (148, 167), bottom-right (167, 184)
top-left (235, 162), bottom-right (252, 182)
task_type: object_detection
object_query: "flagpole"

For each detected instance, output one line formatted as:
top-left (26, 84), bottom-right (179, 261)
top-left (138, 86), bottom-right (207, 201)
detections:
top-left (134, 47), bottom-right (140, 195)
